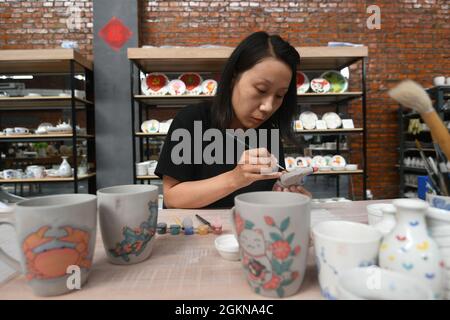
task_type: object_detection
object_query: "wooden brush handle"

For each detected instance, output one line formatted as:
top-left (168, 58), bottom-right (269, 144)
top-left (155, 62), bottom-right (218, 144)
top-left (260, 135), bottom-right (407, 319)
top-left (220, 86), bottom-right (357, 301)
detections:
top-left (421, 111), bottom-right (450, 159)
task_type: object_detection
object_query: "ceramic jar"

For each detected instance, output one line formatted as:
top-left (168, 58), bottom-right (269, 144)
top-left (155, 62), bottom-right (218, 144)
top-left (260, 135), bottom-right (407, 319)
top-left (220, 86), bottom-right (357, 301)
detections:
top-left (58, 156), bottom-right (72, 177)
top-left (379, 199), bottom-right (445, 299)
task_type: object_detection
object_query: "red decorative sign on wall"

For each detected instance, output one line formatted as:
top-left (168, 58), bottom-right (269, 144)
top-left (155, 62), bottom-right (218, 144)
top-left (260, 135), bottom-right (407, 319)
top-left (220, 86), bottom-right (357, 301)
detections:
top-left (99, 16), bottom-right (133, 52)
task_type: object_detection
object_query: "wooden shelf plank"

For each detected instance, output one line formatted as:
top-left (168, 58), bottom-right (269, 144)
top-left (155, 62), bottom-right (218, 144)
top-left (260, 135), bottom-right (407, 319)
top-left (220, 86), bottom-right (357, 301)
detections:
top-left (0, 49), bottom-right (92, 73)
top-left (0, 96), bottom-right (93, 108)
top-left (136, 175), bottom-right (159, 180)
top-left (313, 170), bottom-right (364, 176)
top-left (128, 46), bottom-right (368, 72)
top-left (0, 173), bottom-right (96, 183)
top-left (295, 128), bottom-right (363, 135)
top-left (0, 133), bottom-right (94, 141)
top-left (135, 132), bottom-right (167, 137)
top-left (134, 92), bottom-right (363, 106)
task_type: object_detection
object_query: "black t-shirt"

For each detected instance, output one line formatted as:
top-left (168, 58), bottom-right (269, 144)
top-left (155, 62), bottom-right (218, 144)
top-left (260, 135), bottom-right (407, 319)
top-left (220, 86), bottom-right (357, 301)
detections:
top-left (155, 102), bottom-right (286, 209)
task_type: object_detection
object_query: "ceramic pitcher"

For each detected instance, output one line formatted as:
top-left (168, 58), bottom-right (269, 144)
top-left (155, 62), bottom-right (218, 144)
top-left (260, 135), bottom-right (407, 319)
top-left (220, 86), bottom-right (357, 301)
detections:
top-left (379, 199), bottom-right (445, 299)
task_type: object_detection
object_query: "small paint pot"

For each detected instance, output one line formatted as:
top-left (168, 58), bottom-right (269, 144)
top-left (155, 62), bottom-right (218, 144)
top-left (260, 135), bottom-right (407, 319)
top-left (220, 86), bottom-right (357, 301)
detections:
top-left (182, 217), bottom-right (194, 229)
top-left (170, 224), bottom-right (181, 235)
top-left (211, 223), bottom-right (223, 235)
top-left (156, 222), bottom-right (167, 234)
top-left (184, 226), bottom-right (194, 235)
top-left (197, 224), bottom-right (209, 235)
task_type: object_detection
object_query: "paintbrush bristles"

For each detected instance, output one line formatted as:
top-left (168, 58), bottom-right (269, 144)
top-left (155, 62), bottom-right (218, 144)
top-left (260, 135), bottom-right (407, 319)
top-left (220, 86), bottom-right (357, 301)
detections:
top-left (388, 80), bottom-right (433, 114)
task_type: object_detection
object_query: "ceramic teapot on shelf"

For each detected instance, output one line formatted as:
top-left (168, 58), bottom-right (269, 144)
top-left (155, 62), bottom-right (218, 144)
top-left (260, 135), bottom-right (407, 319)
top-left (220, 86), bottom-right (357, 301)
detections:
top-left (378, 198), bottom-right (445, 299)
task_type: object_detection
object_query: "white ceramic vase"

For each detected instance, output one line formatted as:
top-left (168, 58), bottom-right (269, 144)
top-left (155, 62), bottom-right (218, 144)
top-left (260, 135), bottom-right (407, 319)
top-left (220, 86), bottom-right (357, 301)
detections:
top-left (379, 199), bottom-right (445, 299)
top-left (58, 156), bottom-right (72, 177)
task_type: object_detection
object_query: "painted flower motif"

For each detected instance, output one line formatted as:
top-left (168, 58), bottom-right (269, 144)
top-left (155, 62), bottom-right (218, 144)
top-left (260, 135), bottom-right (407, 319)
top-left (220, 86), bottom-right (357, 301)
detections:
top-left (294, 245), bottom-right (301, 256)
top-left (264, 216), bottom-right (275, 226)
top-left (133, 240), bottom-right (143, 252)
top-left (123, 243), bottom-right (132, 253)
top-left (134, 227), bottom-right (142, 234)
top-left (235, 212), bottom-right (244, 235)
top-left (271, 240), bottom-right (291, 260)
top-left (263, 275), bottom-right (281, 290)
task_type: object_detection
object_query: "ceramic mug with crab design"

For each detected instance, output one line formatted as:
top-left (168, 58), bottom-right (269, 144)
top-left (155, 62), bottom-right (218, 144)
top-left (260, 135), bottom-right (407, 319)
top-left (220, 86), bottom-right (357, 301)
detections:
top-left (0, 194), bottom-right (97, 296)
top-left (232, 191), bottom-right (311, 298)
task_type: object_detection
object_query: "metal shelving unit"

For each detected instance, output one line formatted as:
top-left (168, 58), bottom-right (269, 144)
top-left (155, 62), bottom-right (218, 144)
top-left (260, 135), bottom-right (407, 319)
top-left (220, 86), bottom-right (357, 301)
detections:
top-left (128, 46), bottom-right (368, 199)
top-left (0, 49), bottom-right (96, 194)
top-left (398, 85), bottom-right (450, 197)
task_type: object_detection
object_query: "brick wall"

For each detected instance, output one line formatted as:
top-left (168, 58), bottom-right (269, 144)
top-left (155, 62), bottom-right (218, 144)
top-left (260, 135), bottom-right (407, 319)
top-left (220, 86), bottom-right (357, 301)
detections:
top-left (0, 0), bottom-right (93, 56)
top-left (1, 0), bottom-right (449, 199)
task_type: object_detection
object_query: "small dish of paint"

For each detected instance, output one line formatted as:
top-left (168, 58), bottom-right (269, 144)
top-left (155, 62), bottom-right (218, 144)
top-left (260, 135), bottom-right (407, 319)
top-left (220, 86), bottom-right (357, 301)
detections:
top-left (214, 234), bottom-right (240, 261)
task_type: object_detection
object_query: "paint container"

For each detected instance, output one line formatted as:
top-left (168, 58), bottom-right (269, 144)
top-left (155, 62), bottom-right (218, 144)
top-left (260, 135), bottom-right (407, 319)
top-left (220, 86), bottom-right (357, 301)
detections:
top-left (184, 226), bottom-right (194, 235)
top-left (156, 222), bottom-right (167, 234)
top-left (211, 223), bottom-right (223, 235)
top-left (182, 217), bottom-right (193, 229)
top-left (170, 224), bottom-right (181, 235)
top-left (197, 224), bottom-right (209, 235)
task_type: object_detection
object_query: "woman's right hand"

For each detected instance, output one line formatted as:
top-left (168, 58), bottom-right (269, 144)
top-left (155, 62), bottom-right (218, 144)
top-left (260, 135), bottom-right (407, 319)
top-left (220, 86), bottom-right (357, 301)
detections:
top-left (230, 148), bottom-right (282, 188)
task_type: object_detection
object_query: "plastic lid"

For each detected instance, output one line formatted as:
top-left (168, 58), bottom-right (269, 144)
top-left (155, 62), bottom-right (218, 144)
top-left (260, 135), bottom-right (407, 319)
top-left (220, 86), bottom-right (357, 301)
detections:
top-left (215, 234), bottom-right (239, 253)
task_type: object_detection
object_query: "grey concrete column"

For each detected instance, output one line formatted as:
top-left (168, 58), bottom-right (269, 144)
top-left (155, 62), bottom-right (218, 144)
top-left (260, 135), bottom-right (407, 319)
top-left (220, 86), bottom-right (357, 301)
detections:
top-left (93, 0), bottom-right (138, 188)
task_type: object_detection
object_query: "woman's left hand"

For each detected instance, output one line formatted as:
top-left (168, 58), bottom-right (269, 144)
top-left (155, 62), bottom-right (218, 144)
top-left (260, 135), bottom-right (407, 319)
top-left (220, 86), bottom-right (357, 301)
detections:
top-left (272, 182), bottom-right (312, 198)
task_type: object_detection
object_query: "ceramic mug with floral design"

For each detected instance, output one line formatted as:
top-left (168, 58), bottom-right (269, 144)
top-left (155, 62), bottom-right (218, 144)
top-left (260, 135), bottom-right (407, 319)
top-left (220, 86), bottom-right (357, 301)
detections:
top-left (97, 185), bottom-right (159, 265)
top-left (312, 221), bottom-right (382, 300)
top-left (0, 194), bottom-right (97, 296)
top-left (232, 191), bottom-right (311, 298)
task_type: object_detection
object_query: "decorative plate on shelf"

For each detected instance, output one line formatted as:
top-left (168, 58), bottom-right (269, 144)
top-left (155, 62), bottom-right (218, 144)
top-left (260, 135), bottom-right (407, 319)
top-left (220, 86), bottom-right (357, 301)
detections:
top-left (168, 79), bottom-right (186, 96)
top-left (141, 119), bottom-right (160, 134)
top-left (295, 157), bottom-right (309, 168)
top-left (201, 79), bottom-right (218, 96)
top-left (179, 73), bottom-right (203, 95)
top-left (310, 78), bottom-right (331, 93)
top-left (311, 156), bottom-right (327, 168)
top-left (141, 72), bottom-right (169, 96)
top-left (324, 155), bottom-right (333, 166)
top-left (285, 157), bottom-right (297, 172)
top-left (299, 111), bottom-right (318, 130)
top-left (330, 155), bottom-right (347, 168)
top-left (322, 112), bottom-right (342, 129)
top-left (296, 71), bottom-right (310, 94)
top-left (320, 70), bottom-right (348, 93)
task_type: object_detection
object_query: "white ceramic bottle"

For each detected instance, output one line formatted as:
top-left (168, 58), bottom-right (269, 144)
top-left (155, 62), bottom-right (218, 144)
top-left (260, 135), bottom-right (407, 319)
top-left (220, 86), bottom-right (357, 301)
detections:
top-left (58, 156), bottom-right (72, 177)
top-left (379, 199), bottom-right (445, 299)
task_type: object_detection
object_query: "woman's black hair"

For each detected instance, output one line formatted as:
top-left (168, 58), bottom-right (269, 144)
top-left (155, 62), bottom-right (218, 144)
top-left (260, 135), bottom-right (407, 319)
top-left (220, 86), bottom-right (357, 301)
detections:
top-left (211, 31), bottom-right (300, 142)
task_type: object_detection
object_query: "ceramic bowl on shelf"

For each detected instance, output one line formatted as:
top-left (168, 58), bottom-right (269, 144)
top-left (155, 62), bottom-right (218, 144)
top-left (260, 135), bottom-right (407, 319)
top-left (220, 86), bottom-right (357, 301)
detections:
top-left (330, 155), bottom-right (346, 168)
top-left (141, 72), bottom-right (169, 96)
top-left (320, 70), bottom-right (348, 93)
top-left (345, 164), bottom-right (358, 171)
top-left (310, 78), bottom-right (331, 93)
top-left (141, 119), bottom-right (160, 134)
top-left (296, 71), bottom-right (310, 94)
top-left (168, 79), bottom-right (186, 96)
top-left (319, 166), bottom-right (331, 172)
top-left (285, 156), bottom-right (297, 172)
top-left (322, 112), bottom-right (342, 129)
top-left (311, 156), bottom-right (327, 168)
top-left (299, 111), bottom-right (318, 130)
top-left (337, 267), bottom-right (434, 300)
top-left (201, 79), bottom-right (217, 96)
top-left (179, 73), bottom-right (203, 95)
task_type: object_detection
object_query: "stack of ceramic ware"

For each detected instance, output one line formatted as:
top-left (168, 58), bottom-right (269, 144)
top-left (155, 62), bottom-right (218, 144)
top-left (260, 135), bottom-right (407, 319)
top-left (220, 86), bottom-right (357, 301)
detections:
top-left (426, 194), bottom-right (450, 300)
top-left (140, 72), bottom-right (217, 96)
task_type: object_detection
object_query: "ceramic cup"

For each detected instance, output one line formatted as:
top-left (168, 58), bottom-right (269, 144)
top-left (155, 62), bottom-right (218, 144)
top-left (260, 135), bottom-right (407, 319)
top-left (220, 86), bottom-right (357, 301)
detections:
top-left (3, 128), bottom-right (14, 135)
top-left (231, 191), bottom-right (311, 298)
top-left (135, 162), bottom-right (148, 176)
top-left (2, 169), bottom-right (16, 179)
top-left (14, 127), bottom-right (29, 134)
top-left (312, 220), bottom-right (382, 300)
top-left (433, 76), bottom-right (446, 86)
top-left (0, 194), bottom-right (97, 296)
top-left (97, 184), bottom-right (159, 265)
top-left (26, 165), bottom-right (45, 179)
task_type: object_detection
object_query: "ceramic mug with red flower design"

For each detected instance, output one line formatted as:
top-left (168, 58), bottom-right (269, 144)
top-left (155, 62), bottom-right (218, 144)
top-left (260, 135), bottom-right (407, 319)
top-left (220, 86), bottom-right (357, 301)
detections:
top-left (97, 185), bottom-right (159, 265)
top-left (232, 191), bottom-right (311, 298)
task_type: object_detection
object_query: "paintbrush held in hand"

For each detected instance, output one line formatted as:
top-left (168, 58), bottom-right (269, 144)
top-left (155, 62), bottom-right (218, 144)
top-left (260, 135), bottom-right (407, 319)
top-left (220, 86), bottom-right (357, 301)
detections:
top-left (389, 80), bottom-right (450, 160)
